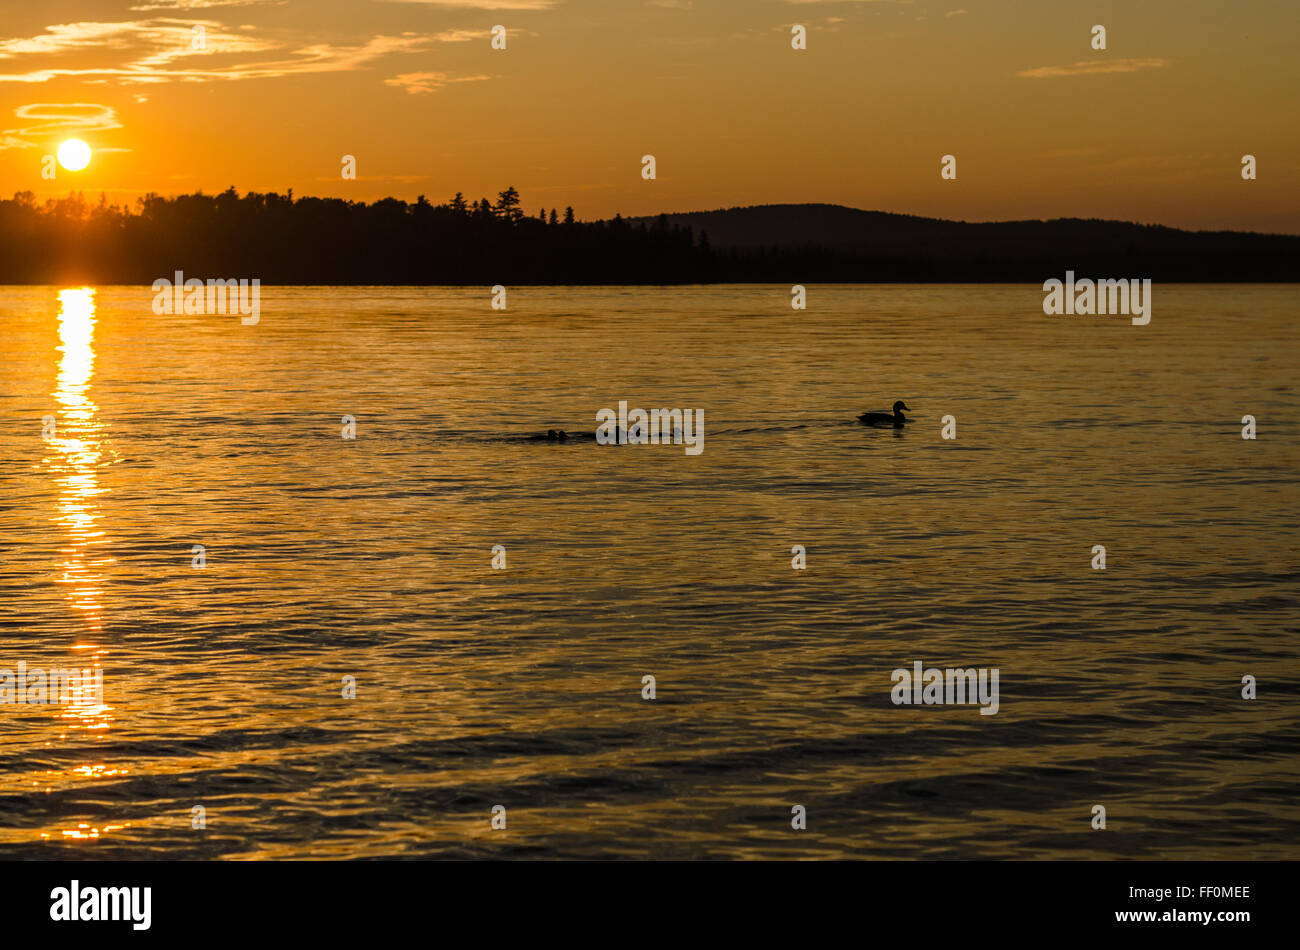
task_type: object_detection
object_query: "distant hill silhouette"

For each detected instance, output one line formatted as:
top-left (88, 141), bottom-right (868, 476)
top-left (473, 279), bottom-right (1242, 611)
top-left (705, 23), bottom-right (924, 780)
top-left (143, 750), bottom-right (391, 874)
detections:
top-left (628, 203), bottom-right (1300, 281)
top-left (1, 190), bottom-right (1295, 284)
top-left (629, 204), bottom-right (963, 247)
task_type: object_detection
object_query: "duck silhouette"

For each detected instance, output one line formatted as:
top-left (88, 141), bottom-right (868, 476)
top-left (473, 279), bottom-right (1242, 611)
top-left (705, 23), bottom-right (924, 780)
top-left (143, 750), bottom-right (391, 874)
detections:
top-left (857, 400), bottom-right (911, 427)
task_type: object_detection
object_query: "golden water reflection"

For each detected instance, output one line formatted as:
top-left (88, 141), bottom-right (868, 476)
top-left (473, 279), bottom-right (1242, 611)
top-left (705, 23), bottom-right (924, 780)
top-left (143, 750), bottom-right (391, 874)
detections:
top-left (52, 288), bottom-right (106, 635)
top-left (44, 289), bottom-right (116, 840)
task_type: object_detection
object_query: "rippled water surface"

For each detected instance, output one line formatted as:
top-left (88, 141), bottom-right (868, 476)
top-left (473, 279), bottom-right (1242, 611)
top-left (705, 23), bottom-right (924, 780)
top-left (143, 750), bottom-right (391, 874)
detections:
top-left (1, 284), bottom-right (1297, 859)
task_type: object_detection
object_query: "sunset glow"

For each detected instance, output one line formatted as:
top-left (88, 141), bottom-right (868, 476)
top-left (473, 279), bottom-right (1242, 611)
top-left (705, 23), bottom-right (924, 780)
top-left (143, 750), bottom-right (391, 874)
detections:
top-left (0, 2), bottom-right (1296, 231)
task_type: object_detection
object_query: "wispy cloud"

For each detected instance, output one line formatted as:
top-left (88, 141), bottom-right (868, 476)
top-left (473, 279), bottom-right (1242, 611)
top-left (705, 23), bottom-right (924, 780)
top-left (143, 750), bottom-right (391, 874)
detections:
top-left (1018, 58), bottom-right (1169, 79)
top-left (0, 21), bottom-right (444, 85)
top-left (428, 29), bottom-right (487, 42)
top-left (373, 0), bottom-right (559, 9)
top-left (385, 70), bottom-right (492, 94)
top-left (128, 1), bottom-right (285, 10)
top-left (0, 20), bottom-right (277, 68)
top-left (0, 102), bottom-right (122, 148)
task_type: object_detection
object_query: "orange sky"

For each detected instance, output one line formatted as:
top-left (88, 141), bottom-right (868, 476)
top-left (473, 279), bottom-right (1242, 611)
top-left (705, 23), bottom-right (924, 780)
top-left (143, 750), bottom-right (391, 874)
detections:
top-left (2, 0), bottom-right (1297, 232)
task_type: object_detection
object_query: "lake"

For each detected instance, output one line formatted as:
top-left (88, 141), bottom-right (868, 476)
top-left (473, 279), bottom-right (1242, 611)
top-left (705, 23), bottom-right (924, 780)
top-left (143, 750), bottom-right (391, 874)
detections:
top-left (1, 284), bottom-right (1297, 858)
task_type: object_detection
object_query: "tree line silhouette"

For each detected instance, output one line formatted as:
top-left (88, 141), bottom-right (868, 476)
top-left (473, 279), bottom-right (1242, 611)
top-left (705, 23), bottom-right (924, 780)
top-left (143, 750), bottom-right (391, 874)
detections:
top-left (0, 187), bottom-right (717, 284)
top-left (1, 187), bottom-right (1296, 284)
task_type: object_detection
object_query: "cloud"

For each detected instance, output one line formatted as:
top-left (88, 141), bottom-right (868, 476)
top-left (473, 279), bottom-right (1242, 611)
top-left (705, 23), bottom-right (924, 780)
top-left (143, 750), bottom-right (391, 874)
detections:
top-left (1018, 57), bottom-right (1169, 78)
top-left (384, 71), bottom-right (492, 94)
top-left (129, 1), bottom-right (285, 9)
top-left (373, 0), bottom-right (559, 8)
top-left (0, 21), bottom-right (177, 57)
top-left (0, 102), bottom-right (122, 148)
top-left (9, 102), bottom-right (123, 134)
top-left (0, 19), bottom-right (278, 70)
top-left (429, 29), bottom-right (486, 42)
top-left (0, 22), bottom-right (439, 85)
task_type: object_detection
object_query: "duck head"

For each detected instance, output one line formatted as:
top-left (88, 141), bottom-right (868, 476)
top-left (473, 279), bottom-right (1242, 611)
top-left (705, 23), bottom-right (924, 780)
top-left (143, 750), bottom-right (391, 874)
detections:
top-left (893, 401), bottom-right (911, 415)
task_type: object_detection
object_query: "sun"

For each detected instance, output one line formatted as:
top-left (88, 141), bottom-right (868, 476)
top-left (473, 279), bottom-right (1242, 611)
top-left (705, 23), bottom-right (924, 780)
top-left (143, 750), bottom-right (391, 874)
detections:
top-left (57, 139), bottom-right (92, 172)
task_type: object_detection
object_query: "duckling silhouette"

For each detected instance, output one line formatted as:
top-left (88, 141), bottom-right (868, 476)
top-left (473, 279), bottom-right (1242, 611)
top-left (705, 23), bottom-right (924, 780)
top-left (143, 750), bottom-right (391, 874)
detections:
top-left (527, 429), bottom-right (570, 442)
top-left (857, 400), bottom-right (912, 427)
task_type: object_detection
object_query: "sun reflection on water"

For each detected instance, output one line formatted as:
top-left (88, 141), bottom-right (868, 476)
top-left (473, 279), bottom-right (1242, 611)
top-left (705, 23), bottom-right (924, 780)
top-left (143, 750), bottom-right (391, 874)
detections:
top-left (42, 288), bottom-right (117, 842)
top-left (52, 288), bottom-right (108, 633)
